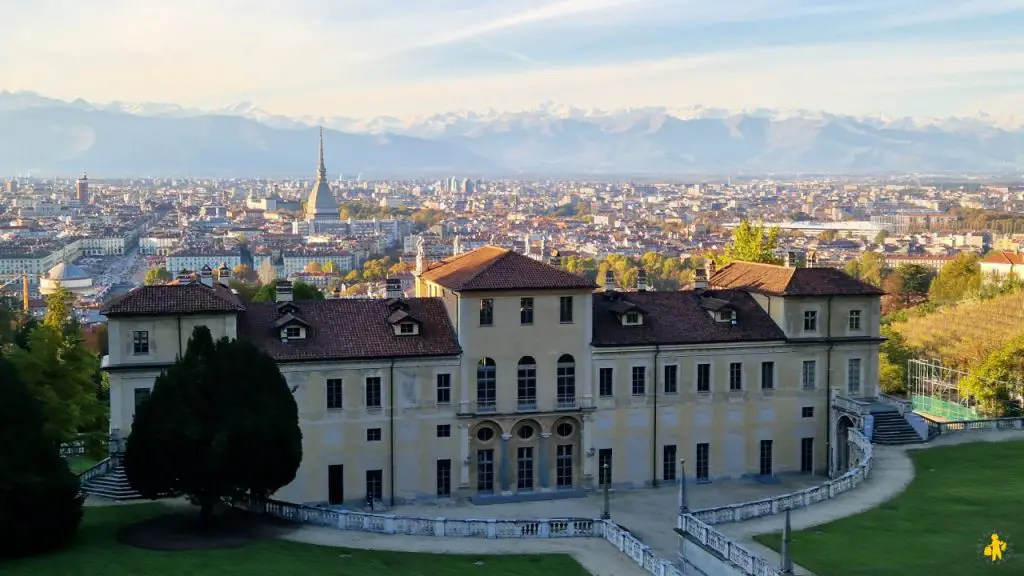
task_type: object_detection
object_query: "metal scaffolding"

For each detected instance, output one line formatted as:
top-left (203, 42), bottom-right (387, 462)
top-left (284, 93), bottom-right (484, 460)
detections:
top-left (909, 358), bottom-right (1022, 420)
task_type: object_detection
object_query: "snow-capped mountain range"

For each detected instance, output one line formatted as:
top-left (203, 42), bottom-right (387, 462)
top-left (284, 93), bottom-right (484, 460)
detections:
top-left (1, 90), bottom-right (1022, 176)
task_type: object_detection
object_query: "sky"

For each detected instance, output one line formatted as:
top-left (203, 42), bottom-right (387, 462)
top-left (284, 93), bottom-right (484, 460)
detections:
top-left (1, 0), bottom-right (1023, 119)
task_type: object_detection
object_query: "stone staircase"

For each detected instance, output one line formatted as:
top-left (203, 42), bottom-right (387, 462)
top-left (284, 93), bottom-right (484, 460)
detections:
top-left (871, 412), bottom-right (924, 445)
top-left (80, 465), bottom-right (144, 500)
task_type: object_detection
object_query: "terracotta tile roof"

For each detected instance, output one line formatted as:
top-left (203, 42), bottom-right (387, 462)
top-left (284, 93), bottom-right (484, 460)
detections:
top-left (419, 245), bottom-right (596, 292)
top-left (240, 298), bottom-right (461, 362)
top-left (981, 251), bottom-right (1024, 265)
top-left (102, 283), bottom-right (245, 316)
top-left (710, 262), bottom-right (884, 296)
top-left (592, 289), bottom-right (785, 347)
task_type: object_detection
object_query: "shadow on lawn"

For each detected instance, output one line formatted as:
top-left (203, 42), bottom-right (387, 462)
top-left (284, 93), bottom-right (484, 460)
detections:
top-left (117, 506), bottom-right (297, 551)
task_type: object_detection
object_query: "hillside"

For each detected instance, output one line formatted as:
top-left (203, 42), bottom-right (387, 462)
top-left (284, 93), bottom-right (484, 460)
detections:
top-left (891, 289), bottom-right (1024, 371)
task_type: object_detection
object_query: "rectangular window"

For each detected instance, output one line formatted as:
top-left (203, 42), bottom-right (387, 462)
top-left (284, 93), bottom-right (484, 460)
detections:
top-left (477, 449), bottom-right (495, 492)
top-left (848, 309), bottom-right (862, 331)
top-left (436, 459), bottom-right (452, 497)
top-left (328, 464), bottom-right (344, 505)
top-left (477, 362), bottom-right (496, 411)
top-left (365, 377), bottom-right (382, 408)
top-left (598, 449), bottom-right (612, 485)
top-left (696, 443), bottom-right (710, 481)
top-left (802, 360), bottom-right (816, 390)
top-left (285, 326), bottom-right (302, 339)
top-left (729, 362), bottom-right (742, 391)
top-left (520, 297), bottom-right (534, 325)
top-left (365, 470), bottom-right (383, 502)
top-left (559, 296), bottom-right (573, 323)
top-left (631, 366), bottom-right (646, 396)
top-left (436, 424), bottom-right (451, 438)
top-left (326, 378), bottom-right (343, 409)
top-left (803, 310), bottom-right (818, 332)
top-left (761, 361), bottom-right (775, 390)
top-left (759, 440), bottom-right (773, 476)
top-left (663, 445), bottom-right (677, 482)
top-left (479, 298), bottom-right (494, 326)
top-left (133, 388), bottom-right (151, 411)
top-left (697, 363), bottom-right (711, 392)
top-left (801, 406), bottom-right (814, 418)
top-left (599, 367), bottom-right (614, 397)
top-left (556, 445), bottom-right (574, 488)
top-left (132, 330), bottom-right (149, 354)
top-left (800, 438), bottom-right (814, 473)
top-left (366, 428), bottom-right (382, 442)
top-left (664, 365), bottom-right (678, 394)
top-left (399, 323), bottom-right (415, 334)
top-left (435, 373), bottom-right (451, 404)
top-left (517, 447), bottom-right (534, 490)
top-left (848, 358), bottom-right (862, 394)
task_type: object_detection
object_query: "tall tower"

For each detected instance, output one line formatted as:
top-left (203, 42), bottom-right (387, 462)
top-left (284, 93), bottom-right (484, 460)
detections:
top-left (304, 128), bottom-right (340, 224)
top-left (76, 173), bottom-right (89, 203)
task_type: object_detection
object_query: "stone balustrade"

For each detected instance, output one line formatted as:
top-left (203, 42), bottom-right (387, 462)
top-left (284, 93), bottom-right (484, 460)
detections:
top-left (833, 394), bottom-right (870, 415)
top-left (601, 520), bottom-right (683, 576)
top-left (76, 457), bottom-right (113, 486)
top-left (878, 393), bottom-right (914, 415)
top-left (676, 429), bottom-right (872, 576)
top-left (922, 415), bottom-right (1024, 437)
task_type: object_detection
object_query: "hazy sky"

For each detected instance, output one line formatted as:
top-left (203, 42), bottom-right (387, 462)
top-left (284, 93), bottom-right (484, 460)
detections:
top-left (2, 0), bottom-right (1023, 118)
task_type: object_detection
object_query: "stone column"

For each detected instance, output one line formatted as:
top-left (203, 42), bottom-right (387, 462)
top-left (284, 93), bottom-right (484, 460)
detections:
top-left (678, 459), bottom-right (688, 515)
top-left (459, 424), bottom-right (470, 487)
top-left (781, 509), bottom-right (793, 574)
top-left (539, 433), bottom-right (551, 490)
top-left (500, 433), bottom-right (512, 494)
top-left (581, 414), bottom-right (594, 486)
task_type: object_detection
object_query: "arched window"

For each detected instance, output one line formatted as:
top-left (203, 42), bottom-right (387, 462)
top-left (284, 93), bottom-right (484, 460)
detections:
top-left (557, 354), bottom-right (576, 408)
top-left (477, 358), bottom-right (496, 412)
top-left (517, 356), bottom-right (537, 409)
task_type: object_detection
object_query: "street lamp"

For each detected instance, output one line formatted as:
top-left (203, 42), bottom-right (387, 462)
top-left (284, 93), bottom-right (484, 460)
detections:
top-left (600, 463), bottom-right (611, 520)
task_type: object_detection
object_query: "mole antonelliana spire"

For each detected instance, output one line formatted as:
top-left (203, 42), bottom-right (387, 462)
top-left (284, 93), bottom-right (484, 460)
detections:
top-left (305, 127), bottom-right (339, 224)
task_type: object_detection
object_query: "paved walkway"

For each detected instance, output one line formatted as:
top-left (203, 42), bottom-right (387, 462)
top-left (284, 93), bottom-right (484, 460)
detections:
top-left (717, 430), bottom-right (1024, 576)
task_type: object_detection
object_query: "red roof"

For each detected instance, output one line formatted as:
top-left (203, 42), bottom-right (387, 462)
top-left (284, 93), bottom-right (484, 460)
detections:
top-left (980, 251), bottom-right (1024, 266)
top-left (711, 262), bottom-right (884, 297)
top-left (102, 283), bottom-right (244, 316)
top-left (420, 245), bottom-right (595, 292)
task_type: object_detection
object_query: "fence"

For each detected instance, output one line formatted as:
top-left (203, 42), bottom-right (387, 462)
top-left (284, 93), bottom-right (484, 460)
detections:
top-left (675, 429), bottom-right (873, 576)
top-left (921, 414), bottom-right (1024, 438)
top-left (908, 358), bottom-right (1022, 420)
top-left (60, 440), bottom-right (87, 457)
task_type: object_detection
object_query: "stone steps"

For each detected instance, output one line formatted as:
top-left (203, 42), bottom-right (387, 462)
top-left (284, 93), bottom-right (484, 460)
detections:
top-left (81, 466), bottom-right (144, 500)
top-left (871, 413), bottom-right (924, 445)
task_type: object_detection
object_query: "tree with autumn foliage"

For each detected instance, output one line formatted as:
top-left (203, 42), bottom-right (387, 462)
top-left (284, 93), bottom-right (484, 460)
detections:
top-left (720, 220), bottom-right (782, 265)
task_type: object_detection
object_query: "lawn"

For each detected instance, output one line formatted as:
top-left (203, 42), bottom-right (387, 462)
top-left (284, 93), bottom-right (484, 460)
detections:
top-left (0, 504), bottom-right (590, 576)
top-left (67, 456), bottom-right (99, 474)
top-left (755, 441), bottom-right (1024, 576)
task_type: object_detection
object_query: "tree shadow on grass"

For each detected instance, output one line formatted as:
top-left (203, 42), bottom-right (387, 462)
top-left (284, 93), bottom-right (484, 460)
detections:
top-left (116, 506), bottom-right (297, 551)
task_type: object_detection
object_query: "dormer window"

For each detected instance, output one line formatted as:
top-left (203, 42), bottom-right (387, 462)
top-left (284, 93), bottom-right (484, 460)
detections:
top-left (285, 326), bottom-right (303, 339)
top-left (398, 322), bottom-right (418, 335)
top-left (623, 311), bottom-right (643, 326)
top-left (718, 309), bottom-right (735, 323)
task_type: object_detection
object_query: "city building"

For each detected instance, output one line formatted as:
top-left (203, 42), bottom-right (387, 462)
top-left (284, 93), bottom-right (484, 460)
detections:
top-left (102, 246), bottom-right (884, 507)
top-left (76, 173), bottom-right (89, 204)
top-left (39, 261), bottom-right (94, 295)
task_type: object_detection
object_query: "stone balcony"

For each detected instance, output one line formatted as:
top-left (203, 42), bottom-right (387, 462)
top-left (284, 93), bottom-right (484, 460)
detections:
top-left (457, 395), bottom-right (595, 417)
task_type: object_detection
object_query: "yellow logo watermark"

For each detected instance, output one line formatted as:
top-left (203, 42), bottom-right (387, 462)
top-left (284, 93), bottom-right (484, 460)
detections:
top-left (984, 533), bottom-right (1007, 562)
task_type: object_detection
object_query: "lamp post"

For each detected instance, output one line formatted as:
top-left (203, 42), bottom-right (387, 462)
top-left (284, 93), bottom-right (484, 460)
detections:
top-left (600, 463), bottom-right (611, 520)
top-left (678, 458), bottom-right (688, 515)
top-left (780, 508), bottom-right (794, 574)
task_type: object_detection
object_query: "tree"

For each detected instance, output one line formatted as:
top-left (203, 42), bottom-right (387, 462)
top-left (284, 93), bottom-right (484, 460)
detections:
top-left (958, 335), bottom-right (1024, 417)
top-left (885, 264), bottom-right (932, 309)
top-left (343, 270), bottom-right (361, 284)
top-left (844, 252), bottom-right (886, 287)
top-left (257, 260), bottom-right (278, 285)
top-left (232, 264), bottom-right (258, 283)
top-left (879, 326), bottom-right (914, 395)
top-left (874, 230), bottom-right (889, 244)
top-left (721, 220), bottom-right (781, 265)
top-left (123, 327), bottom-right (302, 522)
top-left (0, 357), bottom-right (83, 558)
top-left (929, 253), bottom-right (981, 304)
top-left (251, 280), bottom-right (325, 303)
top-left (144, 266), bottom-right (173, 286)
top-left (8, 292), bottom-right (103, 448)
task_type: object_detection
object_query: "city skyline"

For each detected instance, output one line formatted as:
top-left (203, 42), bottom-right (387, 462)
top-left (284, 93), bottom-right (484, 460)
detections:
top-left (2, 0), bottom-right (1023, 119)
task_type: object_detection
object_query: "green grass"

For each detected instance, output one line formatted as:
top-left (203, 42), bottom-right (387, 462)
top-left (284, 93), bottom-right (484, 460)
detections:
top-left (0, 504), bottom-right (589, 576)
top-left (754, 441), bottom-right (1024, 576)
top-left (67, 456), bottom-right (99, 474)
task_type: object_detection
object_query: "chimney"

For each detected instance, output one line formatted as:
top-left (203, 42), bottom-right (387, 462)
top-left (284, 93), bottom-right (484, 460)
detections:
top-left (694, 267), bottom-right (708, 290)
top-left (176, 269), bottom-right (192, 285)
top-left (707, 260), bottom-right (717, 278)
top-left (637, 268), bottom-right (648, 292)
top-left (276, 280), bottom-right (293, 302)
top-left (807, 252), bottom-right (818, 268)
top-left (604, 271), bottom-right (616, 292)
top-left (218, 263), bottom-right (231, 286)
top-left (784, 251), bottom-right (796, 268)
top-left (385, 277), bottom-right (403, 299)
top-left (199, 265), bottom-right (214, 287)
top-left (549, 249), bottom-right (562, 269)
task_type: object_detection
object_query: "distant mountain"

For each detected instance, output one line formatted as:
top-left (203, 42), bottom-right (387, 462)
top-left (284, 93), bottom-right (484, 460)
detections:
top-left (1, 90), bottom-right (1022, 176)
top-left (0, 93), bottom-right (492, 177)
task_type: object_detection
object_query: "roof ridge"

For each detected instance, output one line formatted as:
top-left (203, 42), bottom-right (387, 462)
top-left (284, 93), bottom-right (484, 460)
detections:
top-left (456, 246), bottom-right (511, 287)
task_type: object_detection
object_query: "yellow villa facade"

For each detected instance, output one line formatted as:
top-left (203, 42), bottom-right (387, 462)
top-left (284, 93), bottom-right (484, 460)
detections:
top-left (102, 248), bottom-right (884, 507)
